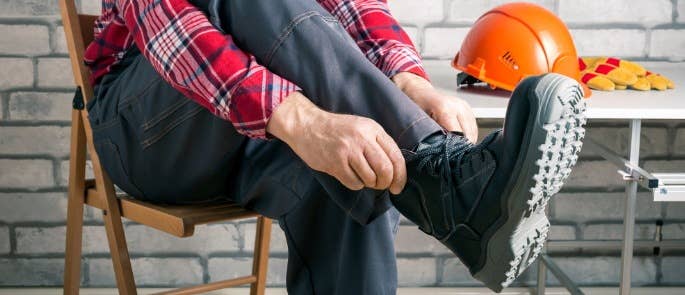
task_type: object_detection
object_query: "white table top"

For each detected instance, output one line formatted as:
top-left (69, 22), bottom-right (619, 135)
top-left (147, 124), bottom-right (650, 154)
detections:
top-left (424, 61), bottom-right (685, 120)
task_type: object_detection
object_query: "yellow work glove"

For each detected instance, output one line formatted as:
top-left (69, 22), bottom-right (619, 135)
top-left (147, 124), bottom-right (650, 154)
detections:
top-left (579, 57), bottom-right (637, 91)
top-left (645, 71), bottom-right (675, 91)
top-left (579, 57), bottom-right (676, 92)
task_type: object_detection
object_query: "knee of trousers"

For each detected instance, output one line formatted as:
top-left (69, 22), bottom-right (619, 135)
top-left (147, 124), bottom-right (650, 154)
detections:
top-left (204, 0), bottom-right (356, 66)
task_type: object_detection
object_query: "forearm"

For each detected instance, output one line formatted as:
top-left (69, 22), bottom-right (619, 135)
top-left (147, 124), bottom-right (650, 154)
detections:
top-left (266, 91), bottom-right (324, 145)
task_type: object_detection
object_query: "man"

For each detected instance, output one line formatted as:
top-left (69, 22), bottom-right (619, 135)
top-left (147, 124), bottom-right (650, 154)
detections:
top-left (84, 0), bottom-right (586, 293)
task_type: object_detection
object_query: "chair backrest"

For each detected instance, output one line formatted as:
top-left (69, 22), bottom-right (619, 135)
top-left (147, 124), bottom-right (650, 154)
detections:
top-left (58, 0), bottom-right (98, 103)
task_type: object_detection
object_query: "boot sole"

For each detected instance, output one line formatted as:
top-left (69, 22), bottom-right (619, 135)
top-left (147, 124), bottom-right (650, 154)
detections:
top-left (473, 74), bottom-right (587, 292)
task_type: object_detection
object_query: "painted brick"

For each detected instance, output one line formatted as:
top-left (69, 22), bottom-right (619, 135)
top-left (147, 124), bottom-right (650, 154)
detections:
top-left (554, 192), bottom-right (660, 222)
top-left (545, 256), bottom-right (656, 285)
top-left (37, 58), bottom-right (74, 88)
top-left (675, 128), bottom-right (685, 156)
top-left (0, 193), bottom-right (67, 222)
top-left (0, 58), bottom-right (34, 90)
top-left (88, 257), bottom-right (203, 286)
top-left (402, 26), bottom-right (420, 49)
top-left (209, 257), bottom-right (288, 286)
top-left (53, 26), bottom-right (68, 54)
top-left (440, 258), bottom-right (479, 285)
top-left (447, 0), bottom-right (489, 23)
top-left (243, 222), bottom-right (288, 254)
top-left (549, 225), bottom-right (576, 240)
top-left (0, 159), bottom-right (53, 189)
top-left (422, 27), bottom-right (470, 59)
top-left (0, 226), bottom-right (9, 254)
top-left (15, 226), bottom-right (108, 254)
top-left (207, 257), bottom-right (252, 282)
top-left (0, 126), bottom-right (70, 156)
top-left (662, 223), bottom-right (685, 239)
top-left (448, 0), bottom-right (555, 23)
top-left (666, 203), bottom-right (685, 219)
top-left (656, 256), bottom-right (685, 284)
top-left (582, 223), bottom-right (655, 240)
top-left (565, 161), bottom-right (624, 189)
top-left (395, 225), bottom-right (449, 254)
top-left (80, 0), bottom-right (102, 15)
top-left (398, 258), bottom-right (436, 286)
top-left (442, 258), bottom-right (540, 287)
top-left (580, 127), bottom-right (668, 158)
top-left (388, 0), bottom-right (444, 24)
top-left (643, 160), bottom-right (685, 173)
top-left (124, 223), bottom-right (240, 254)
top-left (0, 25), bottom-right (50, 56)
top-left (0, 258), bottom-right (64, 286)
top-left (559, 0), bottom-right (672, 25)
top-left (59, 159), bottom-right (95, 187)
top-left (571, 29), bottom-right (646, 58)
top-left (650, 30), bottom-right (685, 61)
top-left (8, 92), bottom-right (72, 121)
top-left (0, 0), bottom-right (60, 16)
top-left (491, 0), bottom-right (555, 12)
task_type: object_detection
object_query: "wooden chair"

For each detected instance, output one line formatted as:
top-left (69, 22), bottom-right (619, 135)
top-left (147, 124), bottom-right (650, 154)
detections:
top-left (58, 1), bottom-right (272, 294)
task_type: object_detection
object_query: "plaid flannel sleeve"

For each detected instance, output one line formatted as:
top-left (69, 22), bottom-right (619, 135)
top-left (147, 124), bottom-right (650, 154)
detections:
top-left (318, 0), bottom-right (429, 81)
top-left (116, 0), bottom-right (299, 138)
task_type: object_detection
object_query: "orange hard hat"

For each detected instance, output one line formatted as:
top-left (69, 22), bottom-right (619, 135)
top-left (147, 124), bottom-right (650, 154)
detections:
top-left (453, 2), bottom-right (591, 97)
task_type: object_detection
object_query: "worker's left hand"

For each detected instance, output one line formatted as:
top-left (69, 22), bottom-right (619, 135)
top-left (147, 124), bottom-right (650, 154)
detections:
top-left (392, 72), bottom-right (479, 143)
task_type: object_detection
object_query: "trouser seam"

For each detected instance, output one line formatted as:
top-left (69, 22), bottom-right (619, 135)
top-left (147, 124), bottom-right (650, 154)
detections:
top-left (141, 104), bottom-right (205, 149)
top-left (265, 11), bottom-right (338, 67)
top-left (397, 115), bottom-right (434, 148)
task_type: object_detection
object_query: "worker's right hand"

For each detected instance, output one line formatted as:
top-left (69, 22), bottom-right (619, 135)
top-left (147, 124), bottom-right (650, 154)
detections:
top-left (266, 91), bottom-right (407, 194)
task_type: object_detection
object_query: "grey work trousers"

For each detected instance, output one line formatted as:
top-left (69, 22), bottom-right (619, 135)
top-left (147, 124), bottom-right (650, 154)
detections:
top-left (87, 0), bottom-right (442, 293)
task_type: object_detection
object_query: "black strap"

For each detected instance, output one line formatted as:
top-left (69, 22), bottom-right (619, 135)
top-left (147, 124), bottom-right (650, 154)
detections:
top-left (456, 72), bottom-right (483, 86)
top-left (72, 86), bottom-right (84, 110)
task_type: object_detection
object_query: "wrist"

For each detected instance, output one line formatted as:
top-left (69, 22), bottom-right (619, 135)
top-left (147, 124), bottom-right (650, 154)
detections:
top-left (393, 72), bottom-right (432, 91)
top-left (266, 91), bottom-right (323, 145)
top-left (393, 72), bottom-right (439, 109)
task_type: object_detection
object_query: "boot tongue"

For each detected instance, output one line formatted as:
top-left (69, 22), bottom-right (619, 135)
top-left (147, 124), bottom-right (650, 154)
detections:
top-left (451, 132), bottom-right (500, 223)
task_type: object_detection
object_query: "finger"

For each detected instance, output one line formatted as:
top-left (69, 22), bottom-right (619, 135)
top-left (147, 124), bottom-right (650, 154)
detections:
top-left (335, 164), bottom-right (365, 191)
top-left (349, 149), bottom-right (377, 188)
top-left (376, 132), bottom-right (407, 195)
top-left (457, 104), bottom-right (479, 143)
top-left (435, 111), bottom-right (463, 133)
top-left (363, 140), bottom-right (394, 190)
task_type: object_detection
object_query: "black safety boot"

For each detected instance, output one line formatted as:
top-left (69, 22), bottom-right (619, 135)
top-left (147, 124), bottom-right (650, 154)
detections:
top-left (392, 73), bottom-right (587, 292)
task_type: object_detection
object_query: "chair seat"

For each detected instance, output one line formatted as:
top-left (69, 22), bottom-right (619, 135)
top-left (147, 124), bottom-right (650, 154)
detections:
top-left (84, 179), bottom-right (258, 237)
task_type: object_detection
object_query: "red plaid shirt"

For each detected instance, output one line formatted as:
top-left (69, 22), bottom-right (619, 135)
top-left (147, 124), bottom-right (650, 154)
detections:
top-left (84, 0), bottom-right (427, 138)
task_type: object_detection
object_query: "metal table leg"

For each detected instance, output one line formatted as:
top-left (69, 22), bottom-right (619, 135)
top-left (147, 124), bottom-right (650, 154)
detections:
top-left (536, 255), bottom-right (546, 295)
top-left (619, 119), bottom-right (641, 295)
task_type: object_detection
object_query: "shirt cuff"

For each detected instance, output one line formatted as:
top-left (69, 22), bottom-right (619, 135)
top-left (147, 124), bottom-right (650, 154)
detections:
top-left (227, 69), bottom-right (300, 139)
top-left (377, 45), bottom-right (430, 82)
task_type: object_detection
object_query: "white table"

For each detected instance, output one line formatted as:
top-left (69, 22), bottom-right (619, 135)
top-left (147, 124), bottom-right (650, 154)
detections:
top-left (424, 61), bottom-right (685, 295)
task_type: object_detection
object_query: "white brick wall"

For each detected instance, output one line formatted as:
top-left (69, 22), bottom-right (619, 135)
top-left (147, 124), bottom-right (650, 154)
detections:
top-left (0, 25), bottom-right (50, 55)
top-left (0, 0), bottom-right (684, 289)
top-left (558, 0), bottom-right (672, 26)
top-left (650, 30), bottom-right (685, 60)
top-left (0, 58), bottom-right (34, 90)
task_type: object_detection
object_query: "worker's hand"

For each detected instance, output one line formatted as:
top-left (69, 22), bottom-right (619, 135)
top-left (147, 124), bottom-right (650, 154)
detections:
top-left (393, 72), bottom-right (478, 143)
top-left (267, 91), bottom-right (407, 194)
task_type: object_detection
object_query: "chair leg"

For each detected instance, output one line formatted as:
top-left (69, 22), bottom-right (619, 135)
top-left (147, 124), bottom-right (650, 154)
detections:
top-left (64, 110), bottom-right (88, 295)
top-left (250, 217), bottom-right (272, 295)
top-left (63, 190), bottom-right (85, 295)
top-left (102, 206), bottom-right (137, 294)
